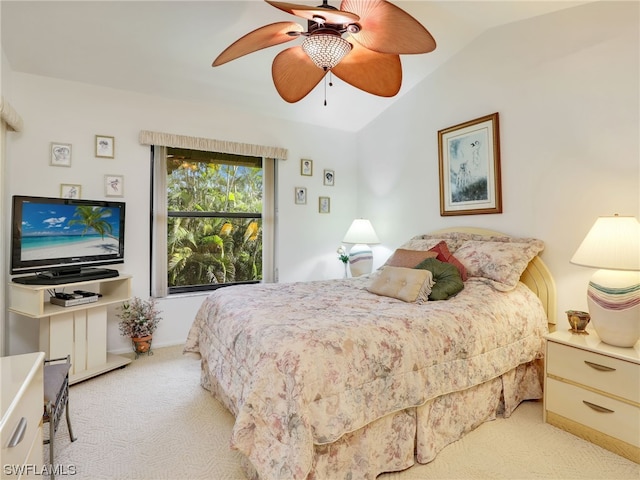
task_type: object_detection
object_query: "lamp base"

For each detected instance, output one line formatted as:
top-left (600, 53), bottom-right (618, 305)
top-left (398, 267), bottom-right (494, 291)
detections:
top-left (587, 270), bottom-right (640, 348)
top-left (348, 243), bottom-right (373, 277)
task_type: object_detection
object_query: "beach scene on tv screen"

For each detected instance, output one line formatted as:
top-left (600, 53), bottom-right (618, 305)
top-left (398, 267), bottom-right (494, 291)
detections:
top-left (20, 202), bottom-right (121, 261)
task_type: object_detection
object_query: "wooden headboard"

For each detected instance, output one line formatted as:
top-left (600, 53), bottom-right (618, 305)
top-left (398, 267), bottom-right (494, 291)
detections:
top-left (430, 227), bottom-right (557, 325)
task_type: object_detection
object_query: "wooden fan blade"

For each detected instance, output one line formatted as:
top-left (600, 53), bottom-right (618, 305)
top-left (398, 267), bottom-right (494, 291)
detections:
top-left (266, 1), bottom-right (359, 25)
top-left (272, 46), bottom-right (327, 103)
top-left (213, 22), bottom-right (304, 66)
top-left (340, 0), bottom-right (436, 54)
top-left (331, 41), bottom-right (401, 97)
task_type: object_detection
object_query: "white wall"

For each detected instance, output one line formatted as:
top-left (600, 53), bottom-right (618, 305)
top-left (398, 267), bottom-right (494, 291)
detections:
top-left (4, 74), bottom-right (358, 354)
top-left (357, 1), bottom-right (639, 326)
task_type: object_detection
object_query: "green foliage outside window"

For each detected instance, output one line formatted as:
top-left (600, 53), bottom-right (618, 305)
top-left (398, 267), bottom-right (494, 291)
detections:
top-left (166, 154), bottom-right (263, 289)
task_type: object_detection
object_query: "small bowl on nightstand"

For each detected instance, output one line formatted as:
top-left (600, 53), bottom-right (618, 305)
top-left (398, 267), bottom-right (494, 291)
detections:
top-left (566, 310), bottom-right (590, 334)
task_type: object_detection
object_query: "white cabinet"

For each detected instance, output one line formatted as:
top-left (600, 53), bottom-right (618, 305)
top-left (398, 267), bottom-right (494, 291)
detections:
top-left (1, 352), bottom-right (45, 479)
top-left (544, 329), bottom-right (640, 463)
top-left (9, 275), bottom-right (132, 384)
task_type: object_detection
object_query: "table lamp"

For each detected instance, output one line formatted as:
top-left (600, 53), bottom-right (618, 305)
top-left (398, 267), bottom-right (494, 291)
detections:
top-left (343, 219), bottom-right (380, 277)
top-left (570, 215), bottom-right (640, 347)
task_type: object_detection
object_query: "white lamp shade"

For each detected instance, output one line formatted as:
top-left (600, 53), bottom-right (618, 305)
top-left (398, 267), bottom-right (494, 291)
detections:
top-left (342, 219), bottom-right (380, 245)
top-left (570, 215), bottom-right (640, 271)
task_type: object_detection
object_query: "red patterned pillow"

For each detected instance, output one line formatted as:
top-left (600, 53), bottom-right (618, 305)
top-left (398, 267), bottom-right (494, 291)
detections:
top-left (428, 241), bottom-right (468, 281)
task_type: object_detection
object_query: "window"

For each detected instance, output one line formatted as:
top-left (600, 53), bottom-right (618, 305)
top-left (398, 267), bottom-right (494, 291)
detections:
top-left (152, 146), bottom-right (276, 295)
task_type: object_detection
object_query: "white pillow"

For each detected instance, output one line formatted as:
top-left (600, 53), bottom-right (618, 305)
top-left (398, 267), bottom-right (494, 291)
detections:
top-left (367, 266), bottom-right (434, 303)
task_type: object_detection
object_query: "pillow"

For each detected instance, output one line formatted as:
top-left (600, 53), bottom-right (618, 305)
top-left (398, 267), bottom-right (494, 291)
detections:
top-left (384, 249), bottom-right (438, 268)
top-left (401, 232), bottom-right (542, 252)
top-left (428, 241), bottom-right (468, 281)
top-left (398, 237), bottom-right (446, 252)
top-left (401, 233), bottom-right (474, 252)
top-left (453, 239), bottom-right (544, 291)
top-left (368, 266), bottom-right (434, 304)
top-left (415, 258), bottom-right (464, 300)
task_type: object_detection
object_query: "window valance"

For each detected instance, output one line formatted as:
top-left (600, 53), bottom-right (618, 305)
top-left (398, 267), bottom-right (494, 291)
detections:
top-left (138, 130), bottom-right (287, 160)
top-left (0, 97), bottom-right (23, 132)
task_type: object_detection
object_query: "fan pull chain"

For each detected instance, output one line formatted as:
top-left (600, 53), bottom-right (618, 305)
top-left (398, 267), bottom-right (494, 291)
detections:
top-left (324, 76), bottom-right (327, 106)
top-left (323, 72), bottom-right (335, 107)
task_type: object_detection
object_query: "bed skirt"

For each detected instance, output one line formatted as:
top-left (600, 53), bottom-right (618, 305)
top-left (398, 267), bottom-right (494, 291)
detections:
top-left (200, 359), bottom-right (543, 480)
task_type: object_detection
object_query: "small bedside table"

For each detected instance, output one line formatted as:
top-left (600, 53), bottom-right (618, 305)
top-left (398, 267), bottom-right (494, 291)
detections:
top-left (544, 329), bottom-right (640, 463)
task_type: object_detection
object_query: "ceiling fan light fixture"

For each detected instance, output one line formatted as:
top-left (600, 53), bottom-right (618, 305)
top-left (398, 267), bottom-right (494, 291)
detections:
top-left (302, 33), bottom-right (352, 70)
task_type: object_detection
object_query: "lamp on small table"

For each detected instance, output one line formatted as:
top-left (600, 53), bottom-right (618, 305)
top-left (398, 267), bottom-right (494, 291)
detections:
top-left (570, 215), bottom-right (640, 347)
top-left (343, 219), bottom-right (380, 277)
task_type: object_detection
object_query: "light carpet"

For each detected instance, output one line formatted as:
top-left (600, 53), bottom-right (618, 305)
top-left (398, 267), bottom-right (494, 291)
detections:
top-left (47, 345), bottom-right (639, 480)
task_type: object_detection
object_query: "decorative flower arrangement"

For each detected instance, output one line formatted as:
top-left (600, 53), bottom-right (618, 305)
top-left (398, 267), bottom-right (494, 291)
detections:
top-left (337, 246), bottom-right (349, 264)
top-left (337, 246), bottom-right (350, 278)
top-left (117, 296), bottom-right (162, 339)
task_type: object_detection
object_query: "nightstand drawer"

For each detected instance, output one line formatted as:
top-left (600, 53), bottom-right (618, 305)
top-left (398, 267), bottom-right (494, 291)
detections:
top-left (546, 377), bottom-right (640, 447)
top-left (547, 341), bottom-right (640, 403)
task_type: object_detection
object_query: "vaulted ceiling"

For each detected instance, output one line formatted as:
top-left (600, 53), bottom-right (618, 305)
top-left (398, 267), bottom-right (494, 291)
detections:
top-left (1, 1), bottom-right (590, 132)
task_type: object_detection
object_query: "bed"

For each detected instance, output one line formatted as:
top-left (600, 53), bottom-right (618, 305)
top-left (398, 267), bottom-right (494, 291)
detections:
top-left (184, 228), bottom-right (557, 479)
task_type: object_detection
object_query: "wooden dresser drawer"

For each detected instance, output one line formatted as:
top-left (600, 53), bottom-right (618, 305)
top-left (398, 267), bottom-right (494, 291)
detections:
top-left (546, 377), bottom-right (640, 447)
top-left (547, 341), bottom-right (639, 403)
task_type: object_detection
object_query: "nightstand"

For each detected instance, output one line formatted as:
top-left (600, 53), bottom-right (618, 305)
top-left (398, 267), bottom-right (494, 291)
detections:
top-left (544, 329), bottom-right (639, 463)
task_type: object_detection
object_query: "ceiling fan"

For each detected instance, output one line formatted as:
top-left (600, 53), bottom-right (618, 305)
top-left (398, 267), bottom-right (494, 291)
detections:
top-left (212, 0), bottom-right (436, 103)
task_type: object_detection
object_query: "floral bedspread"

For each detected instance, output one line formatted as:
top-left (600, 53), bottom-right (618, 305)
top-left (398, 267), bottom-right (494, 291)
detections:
top-left (184, 276), bottom-right (548, 480)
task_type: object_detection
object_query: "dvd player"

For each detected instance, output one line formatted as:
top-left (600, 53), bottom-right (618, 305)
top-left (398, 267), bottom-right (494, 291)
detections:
top-left (50, 295), bottom-right (99, 307)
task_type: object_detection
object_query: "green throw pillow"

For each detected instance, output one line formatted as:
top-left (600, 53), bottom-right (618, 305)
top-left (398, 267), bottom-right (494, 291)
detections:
top-left (414, 257), bottom-right (464, 301)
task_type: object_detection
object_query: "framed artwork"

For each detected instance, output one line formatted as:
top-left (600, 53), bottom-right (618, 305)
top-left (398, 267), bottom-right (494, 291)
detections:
top-left (301, 158), bottom-right (313, 176)
top-left (60, 183), bottom-right (81, 199)
top-left (323, 169), bottom-right (335, 186)
top-left (319, 196), bottom-right (330, 214)
top-left (294, 187), bottom-right (307, 205)
top-left (50, 142), bottom-right (72, 167)
top-left (438, 112), bottom-right (502, 216)
top-left (105, 174), bottom-right (124, 197)
top-left (95, 135), bottom-right (115, 158)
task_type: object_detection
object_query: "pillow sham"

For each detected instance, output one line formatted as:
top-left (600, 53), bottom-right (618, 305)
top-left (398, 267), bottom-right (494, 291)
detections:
top-left (453, 239), bottom-right (544, 291)
top-left (401, 233), bottom-right (474, 252)
top-left (414, 258), bottom-right (464, 301)
top-left (368, 266), bottom-right (434, 304)
top-left (398, 237), bottom-right (446, 252)
top-left (428, 241), bottom-right (468, 281)
top-left (401, 232), bottom-right (544, 253)
top-left (384, 248), bottom-right (438, 268)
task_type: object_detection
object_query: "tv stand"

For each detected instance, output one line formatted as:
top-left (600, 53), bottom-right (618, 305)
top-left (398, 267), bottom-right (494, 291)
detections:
top-left (9, 275), bottom-right (132, 384)
top-left (12, 267), bottom-right (119, 285)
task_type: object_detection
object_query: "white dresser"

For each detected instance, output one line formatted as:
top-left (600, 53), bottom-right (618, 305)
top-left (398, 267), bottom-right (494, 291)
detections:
top-left (544, 329), bottom-right (639, 463)
top-left (1, 352), bottom-right (45, 479)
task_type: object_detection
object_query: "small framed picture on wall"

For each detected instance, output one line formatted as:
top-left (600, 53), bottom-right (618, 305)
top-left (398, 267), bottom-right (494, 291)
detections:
top-left (96, 135), bottom-right (115, 158)
top-left (323, 169), bottom-right (335, 186)
top-left (60, 184), bottom-right (81, 199)
top-left (50, 142), bottom-right (72, 167)
top-left (105, 174), bottom-right (124, 197)
top-left (295, 187), bottom-right (307, 205)
top-left (319, 196), bottom-right (330, 214)
top-left (301, 158), bottom-right (313, 176)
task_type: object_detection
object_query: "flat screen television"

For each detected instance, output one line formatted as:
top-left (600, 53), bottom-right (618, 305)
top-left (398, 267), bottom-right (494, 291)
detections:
top-left (11, 195), bottom-right (126, 284)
